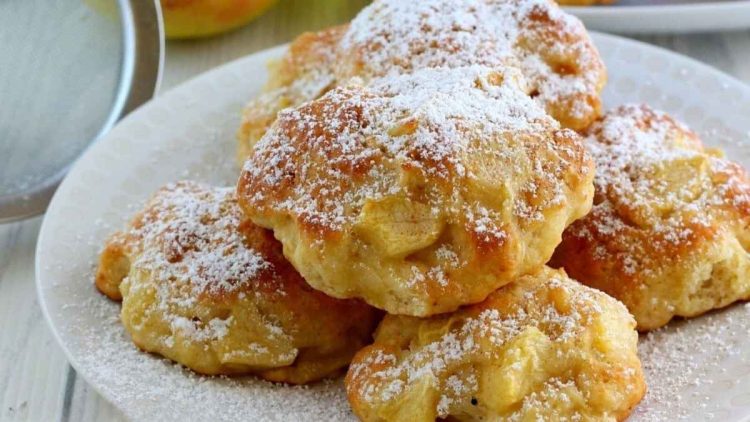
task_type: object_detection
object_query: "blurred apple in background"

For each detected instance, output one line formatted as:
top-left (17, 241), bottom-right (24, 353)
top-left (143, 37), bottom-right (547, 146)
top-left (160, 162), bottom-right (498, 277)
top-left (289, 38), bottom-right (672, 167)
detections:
top-left (162, 0), bottom-right (279, 39)
top-left (85, 0), bottom-right (279, 39)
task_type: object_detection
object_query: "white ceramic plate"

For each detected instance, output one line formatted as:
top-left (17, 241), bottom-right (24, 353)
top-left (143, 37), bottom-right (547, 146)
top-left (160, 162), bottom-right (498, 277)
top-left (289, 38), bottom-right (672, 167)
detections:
top-left (36, 32), bottom-right (750, 422)
top-left (565, 1), bottom-right (750, 34)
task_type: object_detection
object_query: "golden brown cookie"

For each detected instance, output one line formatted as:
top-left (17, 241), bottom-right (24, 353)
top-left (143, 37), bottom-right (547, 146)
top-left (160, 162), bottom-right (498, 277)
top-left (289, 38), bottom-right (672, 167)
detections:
top-left (95, 181), bottom-right (380, 382)
top-left (346, 267), bottom-right (646, 422)
top-left (237, 25), bottom-right (345, 161)
top-left (337, 0), bottom-right (606, 131)
top-left (551, 105), bottom-right (750, 330)
top-left (238, 66), bottom-right (594, 316)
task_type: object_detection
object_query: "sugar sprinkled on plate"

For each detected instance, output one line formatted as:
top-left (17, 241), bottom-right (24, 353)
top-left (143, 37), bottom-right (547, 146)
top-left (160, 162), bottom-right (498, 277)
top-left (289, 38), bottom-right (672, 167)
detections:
top-left (633, 304), bottom-right (750, 422)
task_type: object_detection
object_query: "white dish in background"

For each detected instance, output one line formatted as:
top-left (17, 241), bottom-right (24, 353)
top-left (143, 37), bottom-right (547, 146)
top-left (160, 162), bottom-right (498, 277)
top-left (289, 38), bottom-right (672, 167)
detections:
top-left (36, 32), bottom-right (750, 421)
top-left (565, 0), bottom-right (750, 34)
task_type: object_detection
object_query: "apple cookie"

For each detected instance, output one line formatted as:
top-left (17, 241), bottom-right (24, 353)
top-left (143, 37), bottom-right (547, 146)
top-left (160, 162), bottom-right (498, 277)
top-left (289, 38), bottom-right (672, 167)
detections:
top-left (551, 105), bottom-right (750, 330)
top-left (238, 66), bottom-right (594, 316)
top-left (337, 0), bottom-right (607, 131)
top-left (96, 181), bottom-right (380, 382)
top-left (346, 267), bottom-right (645, 422)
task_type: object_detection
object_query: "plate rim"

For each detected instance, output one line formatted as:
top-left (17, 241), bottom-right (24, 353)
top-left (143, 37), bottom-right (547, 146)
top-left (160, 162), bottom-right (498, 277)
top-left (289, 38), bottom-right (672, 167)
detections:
top-left (567, 0), bottom-right (750, 16)
top-left (34, 31), bottom-right (750, 419)
top-left (564, 0), bottom-right (750, 33)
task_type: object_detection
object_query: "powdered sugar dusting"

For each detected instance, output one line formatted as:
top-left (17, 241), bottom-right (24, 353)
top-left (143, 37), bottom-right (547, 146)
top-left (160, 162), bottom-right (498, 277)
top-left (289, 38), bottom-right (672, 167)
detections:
top-left (343, 0), bottom-right (518, 75)
top-left (340, 0), bottom-right (604, 126)
top-left (633, 304), bottom-right (750, 422)
top-left (572, 104), bottom-right (750, 277)
top-left (119, 182), bottom-right (275, 343)
top-left (267, 27), bottom-right (342, 110)
top-left (245, 65), bottom-right (573, 234)
top-left (129, 183), bottom-right (269, 296)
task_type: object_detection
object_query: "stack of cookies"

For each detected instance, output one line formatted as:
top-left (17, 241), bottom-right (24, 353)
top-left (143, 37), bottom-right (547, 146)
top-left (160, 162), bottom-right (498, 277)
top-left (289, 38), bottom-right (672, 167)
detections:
top-left (95, 0), bottom-right (750, 420)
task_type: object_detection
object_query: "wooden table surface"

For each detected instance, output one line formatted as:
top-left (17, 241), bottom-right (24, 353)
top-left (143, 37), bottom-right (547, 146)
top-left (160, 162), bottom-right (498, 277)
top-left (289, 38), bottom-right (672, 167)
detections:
top-left (1, 1), bottom-right (750, 420)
